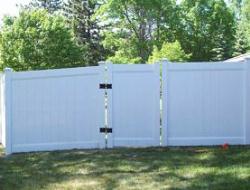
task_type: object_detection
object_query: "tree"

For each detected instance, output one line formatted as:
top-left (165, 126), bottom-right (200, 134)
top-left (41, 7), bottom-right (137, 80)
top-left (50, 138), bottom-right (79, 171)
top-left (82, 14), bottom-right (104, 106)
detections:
top-left (108, 50), bottom-right (142, 64)
top-left (229, 0), bottom-right (249, 56)
top-left (102, 31), bottom-right (142, 64)
top-left (64, 0), bottom-right (105, 66)
top-left (0, 10), bottom-right (84, 71)
top-left (28, 0), bottom-right (63, 13)
top-left (229, 0), bottom-right (243, 20)
top-left (96, 0), bottom-right (179, 63)
top-left (232, 25), bottom-right (249, 56)
top-left (211, 33), bottom-right (227, 61)
top-left (241, 0), bottom-right (250, 50)
top-left (148, 41), bottom-right (190, 63)
top-left (179, 0), bottom-right (236, 61)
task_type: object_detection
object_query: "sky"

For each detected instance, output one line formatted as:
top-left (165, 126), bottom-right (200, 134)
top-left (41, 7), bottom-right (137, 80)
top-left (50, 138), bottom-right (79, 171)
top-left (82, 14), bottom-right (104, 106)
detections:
top-left (0, 0), bottom-right (31, 22)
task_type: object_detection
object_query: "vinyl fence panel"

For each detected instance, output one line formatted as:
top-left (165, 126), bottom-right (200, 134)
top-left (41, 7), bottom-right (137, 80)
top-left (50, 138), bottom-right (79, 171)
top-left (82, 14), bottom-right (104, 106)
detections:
top-left (5, 67), bottom-right (105, 154)
top-left (110, 64), bottom-right (160, 147)
top-left (162, 60), bottom-right (250, 146)
top-left (0, 74), bottom-right (3, 145)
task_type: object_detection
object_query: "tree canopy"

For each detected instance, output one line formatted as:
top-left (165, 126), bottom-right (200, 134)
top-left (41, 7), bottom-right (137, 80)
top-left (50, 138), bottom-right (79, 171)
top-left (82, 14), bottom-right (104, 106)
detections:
top-left (148, 41), bottom-right (191, 63)
top-left (64, 0), bottom-right (105, 66)
top-left (0, 10), bottom-right (84, 71)
top-left (241, 0), bottom-right (250, 49)
top-left (95, 0), bottom-right (179, 63)
top-left (0, 0), bottom-right (249, 70)
top-left (28, 0), bottom-right (63, 13)
top-left (178, 0), bottom-right (236, 61)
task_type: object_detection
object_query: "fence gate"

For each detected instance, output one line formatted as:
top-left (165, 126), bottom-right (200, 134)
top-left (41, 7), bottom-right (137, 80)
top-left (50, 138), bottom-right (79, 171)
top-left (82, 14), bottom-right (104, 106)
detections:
top-left (103, 64), bottom-right (160, 148)
top-left (4, 63), bottom-right (161, 154)
top-left (4, 66), bottom-right (106, 154)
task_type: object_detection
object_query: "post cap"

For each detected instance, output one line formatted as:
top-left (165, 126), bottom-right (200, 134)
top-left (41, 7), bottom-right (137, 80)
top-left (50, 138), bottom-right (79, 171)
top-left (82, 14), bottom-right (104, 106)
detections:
top-left (161, 58), bottom-right (169, 62)
top-left (98, 61), bottom-right (106, 65)
top-left (105, 61), bottom-right (113, 65)
top-left (98, 61), bottom-right (113, 65)
top-left (244, 57), bottom-right (250, 62)
top-left (4, 68), bottom-right (13, 72)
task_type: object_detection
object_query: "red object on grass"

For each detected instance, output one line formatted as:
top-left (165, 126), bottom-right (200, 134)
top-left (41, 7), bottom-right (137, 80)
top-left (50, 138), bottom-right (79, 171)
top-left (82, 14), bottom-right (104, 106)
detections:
top-left (222, 143), bottom-right (229, 150)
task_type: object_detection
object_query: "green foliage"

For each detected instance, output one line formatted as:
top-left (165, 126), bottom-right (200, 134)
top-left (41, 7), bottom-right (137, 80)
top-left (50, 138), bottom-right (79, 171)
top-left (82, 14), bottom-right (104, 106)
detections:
top-left (97, 0), bottom-right (236, 63)
top-left (148, 41), bottom-right (191, 63)
top-left (229, 0), bottom-right (250, 55)
top-left (0, 0), bottom-right (248, 68)
top-left (241, 0), bottom-right (250, 50)
top-left (0, 10), bottom-right (84, 71)
top-left (229, 0), bottom-right (243, 20)
top-left (233, 25), bottom-right (249, 56)
top-left (179, 0), bottom-right (236, 61)
top-left (108, 51), bottom-right (142, 64)
top-left (28, 0), bottom-right (63, 13)
top-left (102, 31), bottom-right (142, 64)
top-left (96, 0), bottom-right (179, 63)
top-left (64, 0), bottom-right (105, 66)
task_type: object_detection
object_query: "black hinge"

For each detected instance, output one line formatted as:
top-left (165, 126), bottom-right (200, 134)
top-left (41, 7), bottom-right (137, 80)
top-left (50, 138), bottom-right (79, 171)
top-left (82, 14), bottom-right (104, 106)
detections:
top-left (100, 128), bottom-right (112, 133)
top-left (99, 83), bottom-right (112, 89)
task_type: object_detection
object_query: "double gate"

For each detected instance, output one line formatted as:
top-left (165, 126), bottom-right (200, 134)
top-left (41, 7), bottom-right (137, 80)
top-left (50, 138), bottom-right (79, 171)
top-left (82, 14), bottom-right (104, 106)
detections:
top-left (4, 63), bottom-right (160, 154)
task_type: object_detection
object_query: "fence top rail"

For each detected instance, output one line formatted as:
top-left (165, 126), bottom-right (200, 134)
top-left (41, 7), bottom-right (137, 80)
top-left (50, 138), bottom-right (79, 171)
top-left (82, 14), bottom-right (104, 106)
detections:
top-left (5, 66), bottom-right (102, 80)
top-left (167, 61), bottom-right (245, 71)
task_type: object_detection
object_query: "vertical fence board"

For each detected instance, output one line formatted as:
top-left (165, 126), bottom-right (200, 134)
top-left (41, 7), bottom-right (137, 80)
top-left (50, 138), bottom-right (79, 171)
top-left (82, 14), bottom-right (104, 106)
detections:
top-left (106, 63), bottom-right (113, 148)
top-left (0, 74), bottom-right (3, 145)
top-left (162, 59), bottom-right (168, 146)
top-left (245, 58), bottom-right (250, 144)
top-left (98, 64), bottom-right (107, 149)
top-left (4, 68), bottom-right (13, 154)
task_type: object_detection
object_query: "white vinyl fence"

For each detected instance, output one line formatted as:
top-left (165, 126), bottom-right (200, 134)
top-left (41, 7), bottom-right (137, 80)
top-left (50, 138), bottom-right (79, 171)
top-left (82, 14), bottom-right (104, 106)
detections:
top-left (0, 74), bottom-right (3, 145)
top-left (1, 58), bottom-right (250, 154)
top-left (3, 64), bottom-right (161, 154)
top-left (110, 64), bottom-right (160, 147)
top-left (4, 67), bottom-right (106, 154)
top-left (162, 58), bottom-right (250, 146)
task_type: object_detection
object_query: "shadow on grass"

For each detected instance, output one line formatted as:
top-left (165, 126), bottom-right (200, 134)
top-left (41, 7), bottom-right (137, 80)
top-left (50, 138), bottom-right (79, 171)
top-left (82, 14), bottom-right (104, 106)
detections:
top-left (0, 146), bottom-right (250, 189)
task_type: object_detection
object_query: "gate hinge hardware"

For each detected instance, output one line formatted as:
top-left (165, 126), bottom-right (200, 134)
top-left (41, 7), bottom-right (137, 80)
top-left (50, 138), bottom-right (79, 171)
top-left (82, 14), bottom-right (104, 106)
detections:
top-left (100, 128), bottom-right (112, 133)
top-left (99, 83), bottom-right (112, 89)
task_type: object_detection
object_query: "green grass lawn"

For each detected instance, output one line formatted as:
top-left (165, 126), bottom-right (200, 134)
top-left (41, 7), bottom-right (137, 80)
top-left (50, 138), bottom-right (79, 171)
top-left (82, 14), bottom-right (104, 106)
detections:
top-left (0, 145), bottom-right (250, 190)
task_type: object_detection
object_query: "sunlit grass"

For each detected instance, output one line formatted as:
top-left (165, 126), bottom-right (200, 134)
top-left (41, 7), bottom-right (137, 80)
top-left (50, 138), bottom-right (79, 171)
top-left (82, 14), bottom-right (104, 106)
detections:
top-left (0, 146), bottom-right (250, 190)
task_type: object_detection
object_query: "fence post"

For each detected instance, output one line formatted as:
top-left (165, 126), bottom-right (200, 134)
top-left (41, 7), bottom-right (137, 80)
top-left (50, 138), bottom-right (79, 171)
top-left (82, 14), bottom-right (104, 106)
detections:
top-left (98, 61), bottom-right (113, 148)
top-left (245, 58), bottom-right (250, 144)
top-left (106, 62), bottom-right (113, 148)
top-left (4, 68), bottom-right (12, 155)
top-left (161, 59), bottom-right (169, 146)
top-left (0, 74), bottom-right (3, 145)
